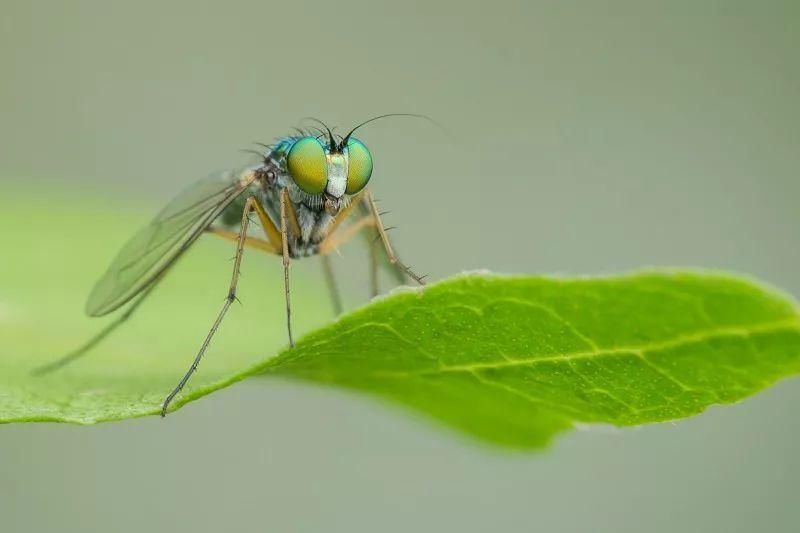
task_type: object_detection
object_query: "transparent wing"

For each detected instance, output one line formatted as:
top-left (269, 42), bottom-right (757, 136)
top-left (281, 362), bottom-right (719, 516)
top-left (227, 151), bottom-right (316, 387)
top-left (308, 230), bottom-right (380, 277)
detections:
top-left (86, 166), bottom-right (259, 316)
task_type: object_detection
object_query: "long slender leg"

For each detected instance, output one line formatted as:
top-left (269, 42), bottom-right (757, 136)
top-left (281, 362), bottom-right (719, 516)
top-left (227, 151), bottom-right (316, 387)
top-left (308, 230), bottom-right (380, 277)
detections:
top-left (315, 214), bottom-right (384, 298)
top-left (316, 210), bottom-right (408, 296)
top-left (206, 227), bottom-right (279, 254)
top-left (364, 189), bottom-right (426, 285)
top-left (368, 238), bottom-right (380, 298)
top-left (251, 199), bottom-right (285, 250)
top-left (211, 196), bottom-right (296, 343)
top-left (356, 200), bottom-right (406, 286)
top-left (33, 214), bottom-right (273, 377)
top-left (352, 195), bottom-right (380, 296)
top-left (280, 190), bottom-right (295, 348)
top-left (32, 279), bottom-right (160, 375)
top-left (161, 197), bottom-right (255, 416)
top-left (320, 255), bottom-right (343, 315)
top-left (317, 216), bottom-right (376, 255)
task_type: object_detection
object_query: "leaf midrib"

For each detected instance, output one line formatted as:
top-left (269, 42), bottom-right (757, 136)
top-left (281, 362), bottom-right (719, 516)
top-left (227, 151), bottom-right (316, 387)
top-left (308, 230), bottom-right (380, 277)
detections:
top-left (364, 317), bottom-right (800, 378)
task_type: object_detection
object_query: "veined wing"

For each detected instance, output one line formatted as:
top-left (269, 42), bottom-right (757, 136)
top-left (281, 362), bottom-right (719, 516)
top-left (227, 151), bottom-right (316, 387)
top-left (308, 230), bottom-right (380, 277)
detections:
top-left (86, 166), bottom-right (259, 316)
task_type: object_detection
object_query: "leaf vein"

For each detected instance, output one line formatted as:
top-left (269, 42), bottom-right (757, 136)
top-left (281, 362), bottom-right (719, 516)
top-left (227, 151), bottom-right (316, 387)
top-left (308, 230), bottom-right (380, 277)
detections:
top-left (384, 318), bottom-right (800, 377)
top-left (494, 297), bottom-right (600, 350)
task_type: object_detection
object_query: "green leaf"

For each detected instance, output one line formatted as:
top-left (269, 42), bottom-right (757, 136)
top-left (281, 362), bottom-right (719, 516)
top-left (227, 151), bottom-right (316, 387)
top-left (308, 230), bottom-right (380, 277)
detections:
top-left (2, 186), bottom-right (800, 449)
top-left (258, 273), bottom-right (800, 447)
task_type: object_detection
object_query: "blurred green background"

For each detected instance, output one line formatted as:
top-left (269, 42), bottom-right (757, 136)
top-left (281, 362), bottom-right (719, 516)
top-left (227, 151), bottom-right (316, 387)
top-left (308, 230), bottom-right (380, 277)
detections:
top-left (1, 1), bottom-right (799, 532)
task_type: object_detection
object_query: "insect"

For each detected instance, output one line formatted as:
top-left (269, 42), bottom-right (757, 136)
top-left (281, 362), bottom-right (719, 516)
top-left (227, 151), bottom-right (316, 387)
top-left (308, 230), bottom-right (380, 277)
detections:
top-left (35, 115), bottom-right (427, 416)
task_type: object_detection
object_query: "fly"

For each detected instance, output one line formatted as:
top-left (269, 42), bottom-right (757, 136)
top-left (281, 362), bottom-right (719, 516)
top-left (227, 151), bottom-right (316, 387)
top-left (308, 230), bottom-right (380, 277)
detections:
top-left (34, 114), bottom-right (427, 416)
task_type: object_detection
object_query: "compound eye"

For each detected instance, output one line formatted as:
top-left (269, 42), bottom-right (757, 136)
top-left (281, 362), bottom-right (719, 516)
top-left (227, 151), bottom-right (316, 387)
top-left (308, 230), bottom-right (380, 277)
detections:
top-left (286, 137), bottom-right (327, 194)
top-left (345, 138), bottom-right (373, 194)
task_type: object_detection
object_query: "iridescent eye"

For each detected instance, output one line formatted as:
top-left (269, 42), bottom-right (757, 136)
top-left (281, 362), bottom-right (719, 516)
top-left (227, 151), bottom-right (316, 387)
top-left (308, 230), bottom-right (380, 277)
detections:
top-left (345, 138), bottom-right (373, 194)
top-left (286, 137), bottom-right (327, 194)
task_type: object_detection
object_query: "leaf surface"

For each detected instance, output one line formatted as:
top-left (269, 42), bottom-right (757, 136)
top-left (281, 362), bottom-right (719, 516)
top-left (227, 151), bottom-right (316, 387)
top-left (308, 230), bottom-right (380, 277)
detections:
top-left (259, 273), bottom-right (800, 447)
top-left (2, 186), bottom-right (799, 448)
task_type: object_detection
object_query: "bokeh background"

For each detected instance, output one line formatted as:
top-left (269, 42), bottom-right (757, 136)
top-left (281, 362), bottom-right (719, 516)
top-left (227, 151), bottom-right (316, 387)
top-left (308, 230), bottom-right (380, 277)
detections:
top-left (2, 1), bottom-right (799, 532)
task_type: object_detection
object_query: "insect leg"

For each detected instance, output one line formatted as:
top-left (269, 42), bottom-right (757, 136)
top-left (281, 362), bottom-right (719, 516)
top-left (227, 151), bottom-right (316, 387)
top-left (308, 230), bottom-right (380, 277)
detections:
top-left (314, 213), bottom-right (379, 297)
top-left (317, 215), bottom-right (377, 255)
top-left (31, 279), bottom-right (161, 375)
top-left (231, 194), bottom-right (298, 345)
top-left (279, 190), bottom-right (295, 348)
top-left (354, 200), bottom-right (406, 288)
top-left (364, 189), bottom-right (426, 285)
top-left (250, 193), bottom-right (302, 248)
top-left (161, 197), bottom-right (256, 416)
top-left (206, 227), bottom-right (279, 254)
top-left (320, 255), bottom-right (344, 315)
top-left (368, 238), bottom-right (380, 298)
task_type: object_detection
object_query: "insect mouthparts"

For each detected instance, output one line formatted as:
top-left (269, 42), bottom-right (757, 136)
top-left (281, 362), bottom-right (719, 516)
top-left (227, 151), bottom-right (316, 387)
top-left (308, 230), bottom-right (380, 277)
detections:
top-left (324, 195), bottom-right (342, 215)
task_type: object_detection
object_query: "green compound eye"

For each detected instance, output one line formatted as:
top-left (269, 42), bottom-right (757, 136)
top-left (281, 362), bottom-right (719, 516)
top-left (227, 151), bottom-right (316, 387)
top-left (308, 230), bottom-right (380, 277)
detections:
top-left (286, 137), bottom-right (328, 194)
top-left (345, 138), bottom-right (373, 194)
